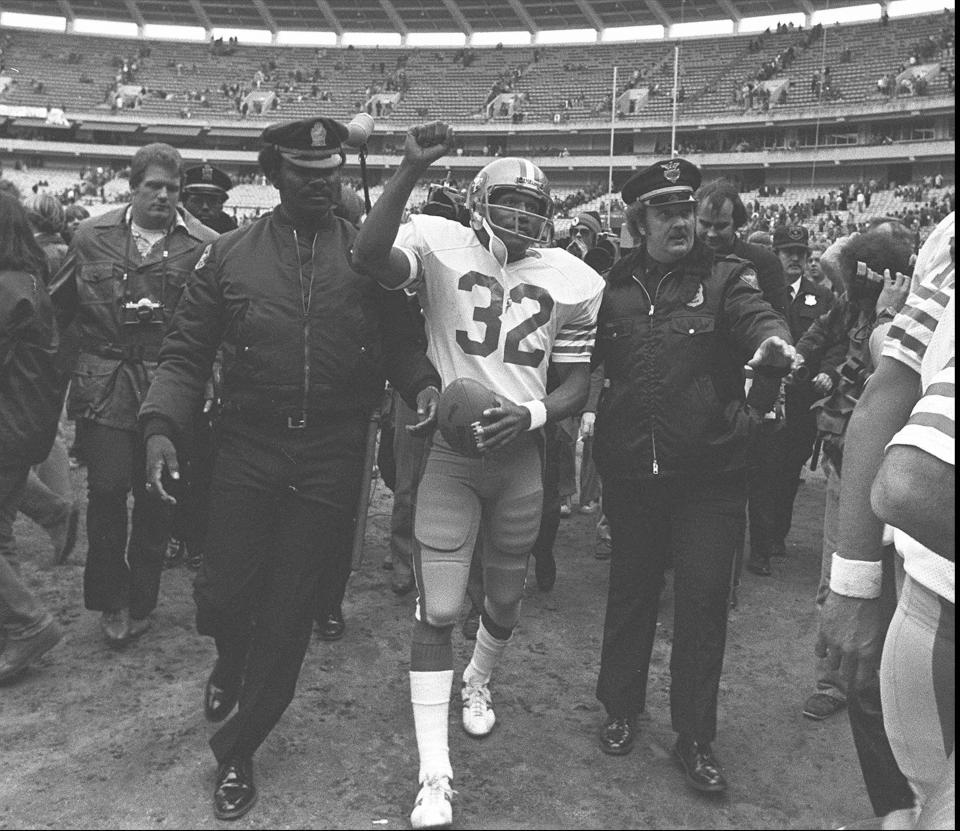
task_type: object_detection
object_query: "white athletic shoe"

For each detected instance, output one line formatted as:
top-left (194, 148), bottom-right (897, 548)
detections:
top-left (410, 774), bottom-right (454, 829)
top-left (461, 682), bottom-right (496, 737)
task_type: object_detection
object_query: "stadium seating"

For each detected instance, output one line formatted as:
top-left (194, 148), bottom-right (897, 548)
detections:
top-left (0, 13), bottom-right (952, 125)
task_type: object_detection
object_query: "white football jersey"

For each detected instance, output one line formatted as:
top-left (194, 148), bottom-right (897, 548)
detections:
top-left (396, 214), bottom-right (603, 403)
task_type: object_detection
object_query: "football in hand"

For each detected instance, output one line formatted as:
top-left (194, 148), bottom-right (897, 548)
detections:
top-left (437, 378), bottom-right (499, 457)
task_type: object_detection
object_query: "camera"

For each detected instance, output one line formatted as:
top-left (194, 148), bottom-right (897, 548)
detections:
top-left (123, 297), bottom-right (164, 326)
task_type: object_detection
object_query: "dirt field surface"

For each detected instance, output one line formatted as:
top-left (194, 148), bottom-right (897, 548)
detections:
top-left (1, 462), bottom-right (874, 831)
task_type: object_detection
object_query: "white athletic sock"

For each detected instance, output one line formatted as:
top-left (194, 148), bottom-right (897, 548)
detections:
top-left (462, 619), bottom-right (511, 688)
top-left (410, 670), bottom-right (454, 782)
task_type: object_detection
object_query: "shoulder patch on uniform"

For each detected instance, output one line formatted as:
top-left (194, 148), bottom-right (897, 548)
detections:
top-left (686, 284), bottom-right (705, 308)
top-left (739, 268), bottom-right (759, 290)
top-left (194, 244), bottom-right (212, 271)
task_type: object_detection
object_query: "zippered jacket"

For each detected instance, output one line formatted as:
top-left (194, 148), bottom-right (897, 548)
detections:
top-left (593, 240), bottom-right (791, 481)
top-left (139, 209), bottom-right (440, 438)
top-left (49, 206), bottom-right (217, 431)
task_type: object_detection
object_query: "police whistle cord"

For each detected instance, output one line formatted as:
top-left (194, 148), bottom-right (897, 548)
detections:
top-left (359, 147), bottom-right (372, 215)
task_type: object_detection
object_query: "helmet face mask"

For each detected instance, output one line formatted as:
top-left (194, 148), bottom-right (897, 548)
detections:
top-left (467, 159), bottom-right (554, 249)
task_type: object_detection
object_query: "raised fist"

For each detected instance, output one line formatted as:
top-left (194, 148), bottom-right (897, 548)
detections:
top-left (404, 122), bottom-right (456, 168)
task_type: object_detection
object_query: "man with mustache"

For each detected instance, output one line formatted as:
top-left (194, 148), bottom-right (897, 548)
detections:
top-left (139, 117), bottom-right (440, 821)
top-left (50, 143), bottom-right (217, 646)
top-left (591, 158), bottom-right (796, 795)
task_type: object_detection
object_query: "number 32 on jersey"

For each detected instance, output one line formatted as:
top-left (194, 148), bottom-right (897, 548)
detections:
top-left (456, 271), bottom-right (554, 368)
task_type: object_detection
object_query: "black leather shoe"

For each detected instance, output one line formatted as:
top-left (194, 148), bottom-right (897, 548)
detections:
top-left (534, 552), bottom-right (557, 591)
top-left (204, 660), bottom-right (240, 723)
top-left (316, 609), bottom-right (346, 641)
top-left (599, 715), bottom-right (636, 756)
top-left (214, 756), bottom-right (257, 820)
top-left (673, 737), bottom-right (728, 793)
top-left (746, 555), bottom-right (772, 577)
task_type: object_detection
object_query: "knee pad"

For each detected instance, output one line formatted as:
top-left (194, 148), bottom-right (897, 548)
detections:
top-left (480, 608), bottom-right (514, 641)
top-left (411, 618), bottom-right (454, 672)
top-left (483, 596), bottom-right (522, 632)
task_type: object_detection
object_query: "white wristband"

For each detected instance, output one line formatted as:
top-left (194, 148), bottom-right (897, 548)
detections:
top-left (521, 399), bottom-right (547, 431)
top-left (829, 552), bottom-right (883, 599)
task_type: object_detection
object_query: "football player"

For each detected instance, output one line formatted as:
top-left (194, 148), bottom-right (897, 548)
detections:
top-left (352, 121), bottom-right (604, 830)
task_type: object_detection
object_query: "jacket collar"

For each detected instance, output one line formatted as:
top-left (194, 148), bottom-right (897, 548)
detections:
top-left (91, 205), bottom-right (209, 240)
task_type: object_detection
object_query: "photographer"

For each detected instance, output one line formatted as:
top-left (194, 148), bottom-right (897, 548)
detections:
top-left (793, 223), bottom-right (915, 818)
top-left (50, 143), bottom-right (217, 646)
top-left (565, 211), bottom-right (617, 274)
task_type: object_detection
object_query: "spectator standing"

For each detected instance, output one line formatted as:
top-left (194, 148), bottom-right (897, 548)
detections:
top-left (746, 226), bottom-right (834, 576)
top-left (0, 192), bottom-right (64, 681)
top-left (592, 159), bottom-right (795, 794)
top-left (49, 144), bottom-right (217, 646)
top-left (695, 179), bottom-right (790, 314)
top-left (140, 118), bottom-right (440, 821)
top-left (19, 192), bottom-right (79, 565)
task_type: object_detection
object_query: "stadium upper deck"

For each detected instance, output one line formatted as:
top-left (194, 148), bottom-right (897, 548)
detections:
top-left (0, 0), bottom-right (927, 35)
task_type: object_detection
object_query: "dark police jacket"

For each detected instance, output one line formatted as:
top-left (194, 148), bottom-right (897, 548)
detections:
top-left (593, 240), bottom-right (792, 482)
top-left (139, 208), bottom-right (440, 439)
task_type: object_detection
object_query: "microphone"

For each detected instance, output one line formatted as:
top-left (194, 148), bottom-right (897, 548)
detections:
top-left (344, 113), bottom-right (375, 148)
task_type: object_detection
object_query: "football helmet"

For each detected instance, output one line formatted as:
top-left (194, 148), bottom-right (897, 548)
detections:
top-left (422, 182), bottom-right (468, 224)
top-left (466, 158), bottom-right (554, 247)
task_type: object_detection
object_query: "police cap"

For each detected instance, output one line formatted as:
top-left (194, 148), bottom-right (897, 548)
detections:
top-left (772, 224), bottom-right (810, 250)
top-left (621, 158), bottom-right (701, 206)
top-left (260, 117), bottom-right (350, 170)
top-left (183, 163), bottom-right (233, 198)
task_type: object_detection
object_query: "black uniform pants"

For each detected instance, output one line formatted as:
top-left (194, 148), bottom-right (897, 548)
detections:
top-left (531, 423), bottom-right (562, 563)
top-left (748, 401), bottom-right (818, 559)
top-left (171, 407), bottom-right (219, 557)
top-left (194, 415), bottom-right (366, 764)
top-left (597, 471), bottom-right (747, 743)
top-left (82, 421), bottom-right (170, 619)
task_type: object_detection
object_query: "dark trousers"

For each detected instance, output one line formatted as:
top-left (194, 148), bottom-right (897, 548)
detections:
top-left (195, 415), bottom-right (366, 764)
top-left (597, 471), bottom-right (747, 743)
top-left (82, 420), bottom-right (170, 619)
top-left (171, 408), bottom-right (218, 557)
top-left (531, 423), bottom-right (562, 563)
top-left (748, 406), bottom-right (818, 558)
top-left (848, 552), bottom-right (916, 818)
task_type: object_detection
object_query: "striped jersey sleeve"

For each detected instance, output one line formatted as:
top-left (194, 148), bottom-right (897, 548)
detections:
top-left (887, 356), bottom-right (955, 465)
top-left (882, 270), bottom-right (954, 373)
top-left (552, 285), bottom-right (602, 363)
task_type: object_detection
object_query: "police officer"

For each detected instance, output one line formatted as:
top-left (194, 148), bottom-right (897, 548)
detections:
top-left (746, 225), bottom-right (834, 576)
top-left (182, 163), bottom-right (238, 233)
top-left (50, 143), bottom-right (217, 645)
top-left (139, 117), bottom-right (440, 821)
top-left (166, 162), bottom-right (236, 573)
top-left (592, 159), bottom-right (796, 794)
